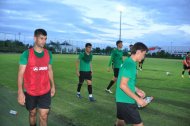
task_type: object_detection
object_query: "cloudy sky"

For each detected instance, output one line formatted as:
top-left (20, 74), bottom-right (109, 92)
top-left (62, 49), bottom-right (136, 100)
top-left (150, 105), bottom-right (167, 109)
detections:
top-left (0, 0), bottom-right (190, 47)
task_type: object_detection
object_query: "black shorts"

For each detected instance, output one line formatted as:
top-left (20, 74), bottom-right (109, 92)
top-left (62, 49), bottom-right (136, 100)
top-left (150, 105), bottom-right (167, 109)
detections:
top-left (113, 68), bottom-right (119, 78)
top-left (25, 91), bottom-right (51, 110)
top-left (116, 102), bottom-right (142, 124)
top-left (79, 71), bottom-right (92, 83)
top-left (183, 65), bottom-right (190, 70)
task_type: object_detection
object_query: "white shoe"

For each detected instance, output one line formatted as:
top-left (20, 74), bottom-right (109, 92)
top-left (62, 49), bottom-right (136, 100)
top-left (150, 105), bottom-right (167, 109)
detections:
top-left (105, 89), bottom-right (113, 94)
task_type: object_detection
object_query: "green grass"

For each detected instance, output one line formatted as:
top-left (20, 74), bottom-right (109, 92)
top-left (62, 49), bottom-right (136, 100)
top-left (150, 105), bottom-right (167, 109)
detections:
top-left (0, 54), bottom-right (190, 126)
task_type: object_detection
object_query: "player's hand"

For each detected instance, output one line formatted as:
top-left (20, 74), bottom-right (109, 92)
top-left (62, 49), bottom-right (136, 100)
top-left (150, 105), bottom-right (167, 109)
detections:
top-left (136, 98), bottom-right (147, 107)
top-left (107, 67), bottom-right (110, 72)
top-left (17, 91), bottom-right (25, 106)
top-left (51, 86), bottom-right (55, 97)
top-left (76, 70), bottom-right (80, 77)
top-left (136, 89), bottom-right (146, 98)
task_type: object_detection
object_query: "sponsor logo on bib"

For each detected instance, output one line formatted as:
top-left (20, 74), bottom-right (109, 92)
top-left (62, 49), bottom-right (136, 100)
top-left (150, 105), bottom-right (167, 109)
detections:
top-left (33, 66), bottom-right (48, 71)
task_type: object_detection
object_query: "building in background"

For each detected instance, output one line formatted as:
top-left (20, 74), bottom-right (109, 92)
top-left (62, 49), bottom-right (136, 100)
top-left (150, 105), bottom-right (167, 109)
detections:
top-left (60, 41), bottom-right (77, 53)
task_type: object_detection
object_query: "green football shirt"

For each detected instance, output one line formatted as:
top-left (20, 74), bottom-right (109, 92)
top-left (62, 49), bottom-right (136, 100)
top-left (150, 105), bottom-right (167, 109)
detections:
top-left (78, 52), bottom-right (92, 71)
top-left (116, 57), bottom-right (137, 104)
top-left (108, 48), bottom-right (123, 68)
top-left (19, 49), bottom-right (53, 65)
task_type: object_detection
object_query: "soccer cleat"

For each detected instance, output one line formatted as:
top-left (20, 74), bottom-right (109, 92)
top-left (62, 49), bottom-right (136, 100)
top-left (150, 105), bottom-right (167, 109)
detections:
top-left (105, 89), bottom-right (113, 94)
top-left (76, 94), bottom-right (82, 99)
top-left (89, 97), bottom-right (96, 102)
top-left (144, 96), bottom-right (154, 104)
top-left (138, 96), bottom-right (154, 108)
top-left (181, 75), bottom-right (184, 78)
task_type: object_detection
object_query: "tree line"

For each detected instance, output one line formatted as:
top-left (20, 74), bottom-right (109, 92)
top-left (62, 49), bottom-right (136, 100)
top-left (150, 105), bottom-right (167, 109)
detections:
top-left (0, 40), bottom-right (183, 59)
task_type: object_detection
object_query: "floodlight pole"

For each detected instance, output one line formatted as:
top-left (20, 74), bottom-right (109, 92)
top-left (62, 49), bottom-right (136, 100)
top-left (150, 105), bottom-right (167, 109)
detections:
top-left (119, 11), bottom-right (122, 40)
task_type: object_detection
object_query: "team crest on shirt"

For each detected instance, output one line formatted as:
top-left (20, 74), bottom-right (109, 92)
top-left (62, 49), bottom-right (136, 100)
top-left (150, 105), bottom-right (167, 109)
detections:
top-left (33, 66), bottom-right (48, 72)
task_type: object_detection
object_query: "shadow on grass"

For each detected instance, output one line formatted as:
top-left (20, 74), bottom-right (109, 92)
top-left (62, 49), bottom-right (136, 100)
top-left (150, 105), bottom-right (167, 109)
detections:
top-left (154, 97), bottom-right (190, 109)
top-left (50, 111), bottom-right (84, 126)
top-left (143, 68), bottom-right (167, 72)
top-left (141, 85), bottom-right (190, 95)
top-left (137, 77), bottom-right (165, 81)
top-left (143, 103), bottom-right (190, 125)
top-left (0, 85), bottom-right (79, 126)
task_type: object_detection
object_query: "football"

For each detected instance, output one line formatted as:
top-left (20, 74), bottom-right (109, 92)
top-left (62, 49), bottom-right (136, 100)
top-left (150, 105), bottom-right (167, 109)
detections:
top-left (166, 72), bottom-right (170, 75)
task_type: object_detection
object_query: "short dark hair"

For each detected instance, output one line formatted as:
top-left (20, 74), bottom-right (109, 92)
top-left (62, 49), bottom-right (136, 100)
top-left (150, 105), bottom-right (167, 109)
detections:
top-left (129, 44), bottom-right (133, 49)
top-left (34, 29), bottom-right (47, 37)
top-left (85, 43), bottom-right (92, 47)
top-left (116, 40), bottom-right (122, 46)
top-left (131, 42), bottom-right (148, 54)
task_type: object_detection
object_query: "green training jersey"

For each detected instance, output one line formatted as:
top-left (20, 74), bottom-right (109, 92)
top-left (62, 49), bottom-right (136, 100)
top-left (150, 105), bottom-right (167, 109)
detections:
top-left (116, 57), bottom-right (137, 104)
top-left (108, 48), bottom-right (123, 68)
top-left (19, 49), bottom-right (53, 65)
top-left (78, 52), bottom-right (92, 71)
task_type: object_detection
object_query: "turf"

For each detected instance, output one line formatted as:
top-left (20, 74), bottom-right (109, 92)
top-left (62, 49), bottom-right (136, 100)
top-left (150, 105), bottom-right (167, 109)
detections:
top-left (0, 54), bottom-right (190, 126)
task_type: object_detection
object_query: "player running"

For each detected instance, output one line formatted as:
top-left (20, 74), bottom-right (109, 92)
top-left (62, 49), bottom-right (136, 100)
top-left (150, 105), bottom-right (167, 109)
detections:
top-left (182, 52), bottom-right (190, 78)
top-left (105, 40), bottom-right (123, 94)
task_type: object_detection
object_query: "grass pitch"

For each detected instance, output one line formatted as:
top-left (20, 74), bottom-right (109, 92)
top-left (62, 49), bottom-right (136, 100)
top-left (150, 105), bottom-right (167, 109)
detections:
top-left (0, 54), bottom-right (189, 126)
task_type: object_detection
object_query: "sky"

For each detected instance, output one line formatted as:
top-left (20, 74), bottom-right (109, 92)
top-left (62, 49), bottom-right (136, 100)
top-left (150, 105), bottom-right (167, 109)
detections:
top-left (0, 0), bottom-right (190, 47)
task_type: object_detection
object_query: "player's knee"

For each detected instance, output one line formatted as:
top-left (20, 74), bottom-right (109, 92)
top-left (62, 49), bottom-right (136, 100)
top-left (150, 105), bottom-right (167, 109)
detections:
top-left (116, 120), bottom-right (125, 126)
top-left (113, 78), bottom-right (117, 82)
top-left (29, 110), bottom-right (37, 117)
top-left (133, 122), bottom-right (144, 126)
top-left (39, 113), bottom-right (48, 121)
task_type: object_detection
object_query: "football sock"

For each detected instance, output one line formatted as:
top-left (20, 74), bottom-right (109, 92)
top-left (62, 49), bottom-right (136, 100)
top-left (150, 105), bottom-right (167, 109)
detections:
top-left (107, 80), bottom-right (115, 90)
top-left (77, 83), bottom-right (82, 92)
top-left (88, 85), bottom-right (92, 94)
top-left (30, 124), bottom-right (36, 126)
top-left (182, 70), bottom-right (185, 75)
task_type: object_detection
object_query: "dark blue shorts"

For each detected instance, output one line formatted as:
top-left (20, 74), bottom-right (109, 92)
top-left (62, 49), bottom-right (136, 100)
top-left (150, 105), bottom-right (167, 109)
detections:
top-left (113, 68), bottom-right (119, 78)
top-left (25, 91), bottom-right (51, 110)
top-left (116, 102), bottom-right (142, 124)
top-left (79, 71), bottom-right (92, 83)
top-left (183, 65), bottom-right (190, 70)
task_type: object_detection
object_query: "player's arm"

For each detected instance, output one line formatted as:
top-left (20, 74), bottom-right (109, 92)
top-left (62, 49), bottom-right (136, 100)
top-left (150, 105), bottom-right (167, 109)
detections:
top-left (108, 51), bottom-right (114, 72)
top-left (48, 51), bottom-right (55, 97)
top-left (120, 77), bottom-right (147, 107)
top-left (48, 64), bottom-right (55, 97)
top-left (183, 59), bottom-right (188, 66)
top-left (122, 56), bottom-right (125, 62)
top-left (135, 87), bottom-right (146, 98)
top-left (90, 62), bottom-right (93, 75)
top-left (17, 65), bottom-right (26, 105)
top-left (76, 59), bottom-right (80, 76)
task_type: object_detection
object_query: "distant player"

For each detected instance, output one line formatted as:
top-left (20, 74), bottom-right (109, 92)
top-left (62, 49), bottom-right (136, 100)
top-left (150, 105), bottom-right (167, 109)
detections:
top-left (128, 44), bottom-right (133, 56)
top-left (76, 43), bottom-right (96, 102)
top-left (115, 42), bottom-right (151, 126)
top-left (138, 58), bottom-right (145, 71)
top-left (105, 40), bottom-right (123, 94)
top-left (181, 52), bottom-right (190, 78)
